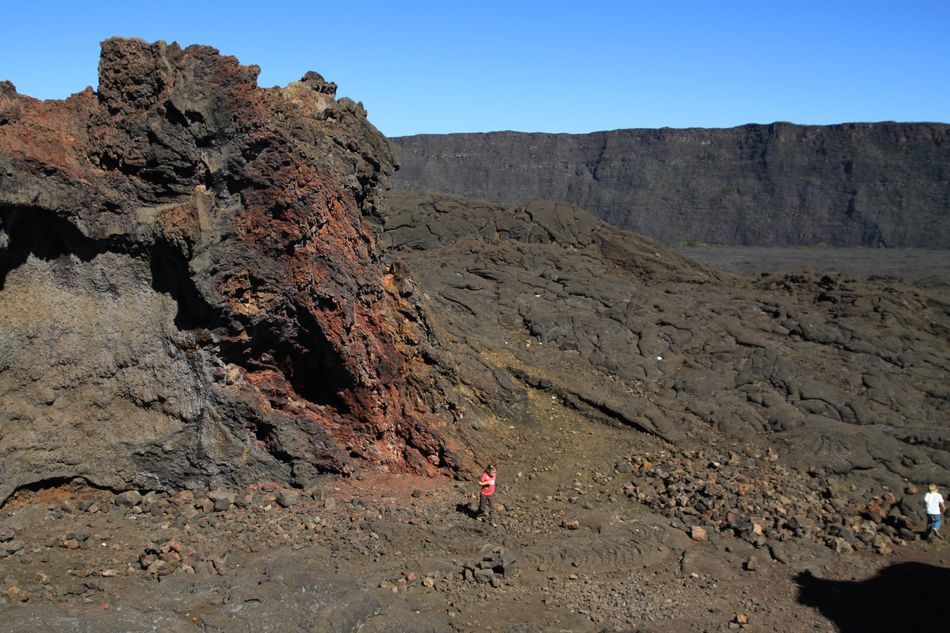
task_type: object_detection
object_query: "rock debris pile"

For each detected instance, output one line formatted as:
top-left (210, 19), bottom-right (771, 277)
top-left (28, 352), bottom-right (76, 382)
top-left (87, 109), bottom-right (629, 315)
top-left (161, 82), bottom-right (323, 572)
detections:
top-left (623, 448), bottom-right (919, 555)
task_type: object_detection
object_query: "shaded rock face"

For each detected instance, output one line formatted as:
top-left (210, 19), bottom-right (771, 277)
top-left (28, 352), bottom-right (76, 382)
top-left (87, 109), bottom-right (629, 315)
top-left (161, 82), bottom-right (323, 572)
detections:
top-left (380, 192), bottom-right (950, 490)
top-left (391, 125), bottom-right (950, 247)
top-left (0, 39), bottom-right (450, 503)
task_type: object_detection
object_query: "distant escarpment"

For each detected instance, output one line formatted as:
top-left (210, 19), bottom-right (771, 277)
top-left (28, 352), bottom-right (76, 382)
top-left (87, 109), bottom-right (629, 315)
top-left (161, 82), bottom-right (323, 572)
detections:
top-left (0, 39), bottom-right (453, 503)
top-left (391, 124), bottom-right (950, 247)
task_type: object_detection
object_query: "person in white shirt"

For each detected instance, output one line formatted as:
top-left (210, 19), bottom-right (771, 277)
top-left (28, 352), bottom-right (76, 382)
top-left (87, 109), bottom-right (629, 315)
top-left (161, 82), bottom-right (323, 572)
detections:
top-left (924, 484), bottom-right (945, 540)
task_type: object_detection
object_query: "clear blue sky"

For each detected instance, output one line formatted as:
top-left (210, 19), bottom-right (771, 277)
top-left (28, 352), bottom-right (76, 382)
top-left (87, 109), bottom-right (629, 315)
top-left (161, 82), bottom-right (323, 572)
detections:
top-left (2, 1), bottom-right (947, 136)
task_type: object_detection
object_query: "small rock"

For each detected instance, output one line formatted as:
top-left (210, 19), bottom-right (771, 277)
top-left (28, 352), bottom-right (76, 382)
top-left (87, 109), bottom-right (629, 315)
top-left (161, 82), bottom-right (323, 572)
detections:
top-left (473, 568), bottom-right (494, 584)
top-left (411, 489), bottom-right (423, 498)
top-left (276, 489), bottom-right (301, 508)
top-left (561, 520), bottom-right (580, 530)
top-left (0, 527), bottom-right (15, 542)
top-left (735, 613), bottom-right (748, 625)
top-left (690, 526), bottom-right (708, 542)
top-left (3, 540), bottom-right (25, 555)
top-left (62, 538), bottom-right (81, 550)
top-left (6, 586), bottom-right (29, 602)
top-left (422, 576), bottom-right (435, 588)
top-left (84, 579), bottom-right (105, 592)
top-left (173, 490), bottom-right (195, 504)
top-left (114, 491), bottom-right (143, 507)
top-left (208, 488), bottom-right (235, 512)
top-left (211, 558), bottom-right (228, 576)
top-left (146, 560), bottom-right (166, 576)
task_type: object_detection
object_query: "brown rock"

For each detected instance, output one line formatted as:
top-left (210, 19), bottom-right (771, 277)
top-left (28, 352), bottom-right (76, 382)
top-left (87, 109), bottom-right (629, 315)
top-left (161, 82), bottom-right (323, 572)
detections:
top-left (6, 586), bottom-right (29, 602)
top-left (690, 526), bottom-right (708, 542)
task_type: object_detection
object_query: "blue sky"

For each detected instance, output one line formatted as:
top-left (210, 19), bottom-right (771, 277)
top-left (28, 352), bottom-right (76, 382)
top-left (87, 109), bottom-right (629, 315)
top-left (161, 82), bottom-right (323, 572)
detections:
top-left (2, 1), bottom-right (947, 136)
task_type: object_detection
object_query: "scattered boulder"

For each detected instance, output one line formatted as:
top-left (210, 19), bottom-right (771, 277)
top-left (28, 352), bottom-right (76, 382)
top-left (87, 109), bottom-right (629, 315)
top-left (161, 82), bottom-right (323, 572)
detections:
top-left (276, 489), bottom-right (301, 508)
top-left (114, 490), bottom-right (142, 507)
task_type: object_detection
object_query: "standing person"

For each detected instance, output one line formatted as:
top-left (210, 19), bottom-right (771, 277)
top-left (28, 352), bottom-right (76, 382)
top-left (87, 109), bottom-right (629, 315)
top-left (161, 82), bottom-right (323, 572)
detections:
top-left (924, 484), bottom-right (945, 540)
top-left (477, 464), bottom-right (496, 518)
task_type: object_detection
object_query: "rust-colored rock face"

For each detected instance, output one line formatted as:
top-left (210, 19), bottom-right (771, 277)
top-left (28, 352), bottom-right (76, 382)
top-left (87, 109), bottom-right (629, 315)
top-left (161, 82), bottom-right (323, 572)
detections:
top-left (0, 39), bottom-right (450, 501)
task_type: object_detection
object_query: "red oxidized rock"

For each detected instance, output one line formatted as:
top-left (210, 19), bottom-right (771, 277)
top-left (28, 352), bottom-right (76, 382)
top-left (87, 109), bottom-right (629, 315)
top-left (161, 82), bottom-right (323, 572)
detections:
top-left (0, 38), bottom-right (452, 502)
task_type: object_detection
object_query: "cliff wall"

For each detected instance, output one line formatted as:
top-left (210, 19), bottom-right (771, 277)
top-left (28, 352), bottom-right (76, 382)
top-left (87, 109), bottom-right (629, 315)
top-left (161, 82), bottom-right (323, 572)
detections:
top-left (391, 124), bottom-right (950, 246)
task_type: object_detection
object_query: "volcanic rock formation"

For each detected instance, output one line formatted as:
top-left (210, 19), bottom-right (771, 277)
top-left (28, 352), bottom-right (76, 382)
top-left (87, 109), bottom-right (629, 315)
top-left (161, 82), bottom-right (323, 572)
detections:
top-left (0, 39), bottom-right (452, 504)
top-left (391, 125), bottom-right (950, 247)
top-left (380, 192), bottom-right (950, 491)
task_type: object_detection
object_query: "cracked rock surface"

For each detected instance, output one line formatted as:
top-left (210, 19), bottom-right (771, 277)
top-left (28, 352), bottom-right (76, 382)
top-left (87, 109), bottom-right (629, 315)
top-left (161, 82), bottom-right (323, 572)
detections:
top-left (380, 192), bottom-right (950, 490)
top-left (0, 39), bottom-right (452, 504)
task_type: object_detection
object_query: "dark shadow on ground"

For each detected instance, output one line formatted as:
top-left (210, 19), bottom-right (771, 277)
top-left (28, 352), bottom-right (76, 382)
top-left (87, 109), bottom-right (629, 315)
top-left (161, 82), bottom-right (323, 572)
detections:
top-left (455, 502), bottom-right (478, 518)
top-left (796, 562), bottom-right (949, 632)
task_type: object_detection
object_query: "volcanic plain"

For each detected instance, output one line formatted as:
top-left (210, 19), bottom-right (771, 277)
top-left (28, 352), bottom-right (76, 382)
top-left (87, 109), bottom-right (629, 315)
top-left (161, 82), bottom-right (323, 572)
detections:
top-left (1, 39), bottom-right (948, 633)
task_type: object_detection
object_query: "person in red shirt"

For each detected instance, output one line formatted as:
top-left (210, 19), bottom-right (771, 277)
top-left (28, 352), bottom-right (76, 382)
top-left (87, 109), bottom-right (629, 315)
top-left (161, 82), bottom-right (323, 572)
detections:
top-left (478, 464), bottom-right (496, 517)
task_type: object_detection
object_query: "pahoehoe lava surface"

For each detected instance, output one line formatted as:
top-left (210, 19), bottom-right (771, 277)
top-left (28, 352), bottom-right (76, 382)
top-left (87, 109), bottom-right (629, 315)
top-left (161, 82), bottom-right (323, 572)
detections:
top-left (0, 39), bottom-right (453, 504)
top-left (380, 192), bottom-right (950, 491)
top-left (391, 126), bottom-right (950, 247)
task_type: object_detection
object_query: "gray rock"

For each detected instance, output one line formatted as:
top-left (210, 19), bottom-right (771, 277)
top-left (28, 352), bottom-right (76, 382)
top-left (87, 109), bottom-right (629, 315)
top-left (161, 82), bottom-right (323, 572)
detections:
top-left (114, 491), bottom-right (143, 507)
top-left (208, 488), bottom-right (236, 505)
top-left (276, 489), bottom-right (301, 508)
top-left (473, 568), bottom-right (495, 584)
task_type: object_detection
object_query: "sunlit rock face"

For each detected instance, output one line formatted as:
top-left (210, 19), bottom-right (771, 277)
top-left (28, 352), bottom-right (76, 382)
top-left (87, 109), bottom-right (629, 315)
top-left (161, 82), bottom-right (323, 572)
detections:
top-left (0, 39), bottom-right (453, 503)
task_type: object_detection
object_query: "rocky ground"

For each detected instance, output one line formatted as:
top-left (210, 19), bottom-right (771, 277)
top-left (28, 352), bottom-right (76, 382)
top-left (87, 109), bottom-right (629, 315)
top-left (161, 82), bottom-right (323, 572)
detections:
top-left (2, 195), bottom-right (948, 633)
top-left (5, 191), bottom-right (947, 632)
top-left (2, 390), bottom-right (947, 632)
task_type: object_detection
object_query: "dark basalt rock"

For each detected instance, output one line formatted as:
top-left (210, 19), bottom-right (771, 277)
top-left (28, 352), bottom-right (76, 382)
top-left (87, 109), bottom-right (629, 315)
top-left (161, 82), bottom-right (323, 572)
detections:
top-left (0, 39), bottom-right (453, 504)
top-left (380, 191), bottom-right (950, 490)
top-left (390, 125), bottom-right (950, 247)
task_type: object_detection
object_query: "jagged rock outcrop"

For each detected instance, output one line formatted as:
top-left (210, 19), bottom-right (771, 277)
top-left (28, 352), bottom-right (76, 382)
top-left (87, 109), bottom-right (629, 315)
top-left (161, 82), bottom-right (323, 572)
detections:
top-left (380, 192), bottom-right (950, 490)
top-left (391, 125), bottom-right (950, 247)
top-left (0, 39), bottom-right (452, 504)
